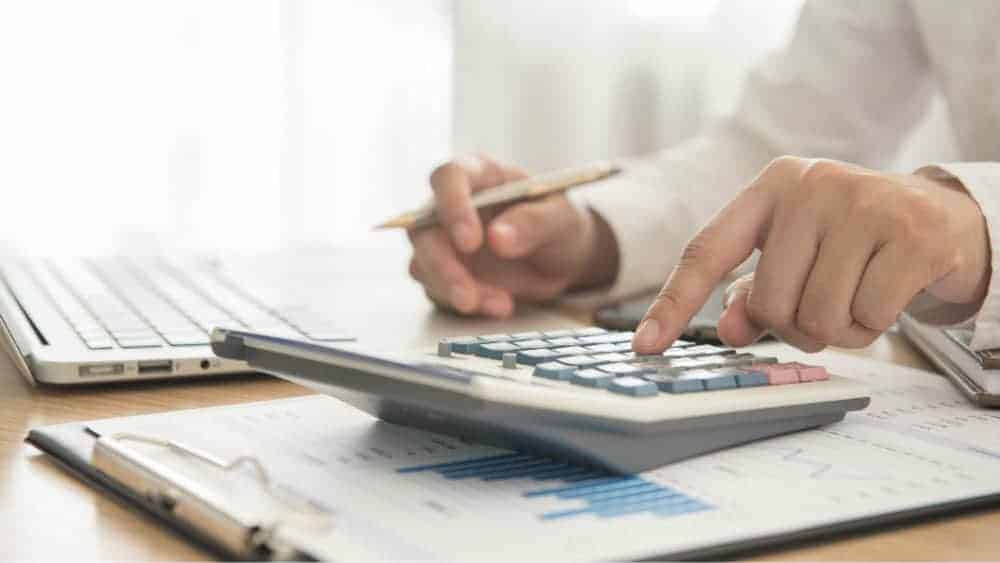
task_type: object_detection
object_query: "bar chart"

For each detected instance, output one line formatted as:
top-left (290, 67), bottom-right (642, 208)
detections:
top-left (399, 453), bottom-right (711, 521)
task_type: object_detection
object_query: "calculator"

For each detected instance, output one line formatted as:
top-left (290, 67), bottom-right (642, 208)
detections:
top-left (211, 327), bottom-right (870, 474)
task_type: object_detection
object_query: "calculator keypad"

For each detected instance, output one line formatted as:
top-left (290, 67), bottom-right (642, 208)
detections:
top-left (442, 329), bottom-right (828, 398)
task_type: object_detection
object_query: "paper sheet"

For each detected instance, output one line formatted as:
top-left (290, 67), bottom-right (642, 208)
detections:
top-left (90, 349), bottom-right (1000, 559)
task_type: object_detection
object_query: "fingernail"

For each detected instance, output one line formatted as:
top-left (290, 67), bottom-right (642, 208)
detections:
top-left (633, 318), bottom-right (660, 350)
top-left (450, 285), bottom-right (476, 312)
top-left (483, 295), bottom-right (510, 317)
top-left (451, 221), bottom-right (476, 251)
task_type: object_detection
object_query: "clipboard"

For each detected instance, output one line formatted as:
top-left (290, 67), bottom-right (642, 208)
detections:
top-left (26, 415), bottom-right (332, 561)
top-left (23, 381), bottom-right (1000, 561)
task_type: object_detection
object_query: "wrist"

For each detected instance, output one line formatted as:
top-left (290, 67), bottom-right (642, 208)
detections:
top-left (570, 209), bottom-right (620, 291)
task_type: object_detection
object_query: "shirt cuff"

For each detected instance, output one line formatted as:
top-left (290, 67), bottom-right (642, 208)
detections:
top-left (565, 159), bottom-right (697, 304)
top-left (911, 163), bottom-right (1000, 350)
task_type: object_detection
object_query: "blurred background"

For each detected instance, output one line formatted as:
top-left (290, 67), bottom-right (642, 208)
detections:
top-left (0, 0), bottom-right (956, 256)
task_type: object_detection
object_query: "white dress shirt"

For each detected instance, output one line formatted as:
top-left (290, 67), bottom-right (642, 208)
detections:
top-left (574, 0), bottom-right (1000, 350)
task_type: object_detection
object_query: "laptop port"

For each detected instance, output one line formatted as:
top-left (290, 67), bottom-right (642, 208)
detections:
top-left (137, 360), bottom-right (173, 374)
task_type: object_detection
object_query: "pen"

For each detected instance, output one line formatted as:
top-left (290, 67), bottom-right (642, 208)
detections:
top-left (375, 162), bottom-right (620, 230)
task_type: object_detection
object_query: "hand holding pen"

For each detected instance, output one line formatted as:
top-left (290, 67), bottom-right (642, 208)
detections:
top-left (394, 154), bottom-right (621, 317)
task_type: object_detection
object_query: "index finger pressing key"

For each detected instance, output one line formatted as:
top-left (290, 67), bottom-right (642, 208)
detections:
top-left (633, 185), bottom-right (777, 354)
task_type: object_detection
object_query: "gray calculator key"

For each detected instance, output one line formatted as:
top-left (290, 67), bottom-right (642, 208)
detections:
top-left (570, 369), bottom-right (614, 388)
top-left (542, 329), bottom-right (575, 338)
top-left (515, 339), bottom-right (551, 350)
top-left (477, 334), bottom-right (511, 342)
top-left (546, 336), bottom-right (581, 347)
top-left (559, 355), bottom-right (606, 367)
top-left (517, 348), bottom-right (560, 365)
top-left (584, 343), bottom-right (620, 354)
top-left (477, 341), bottom-right (520, 359)
top-left (641, 373), bottom-right (705, 394)
top-left (678, 369), bottom-right (738, 390)
top-left (591, 352), bottom-right (631, 364)
top-left (579, 332), bottom-right (634, 345)
top-left (534, 362), bottom-right (576, 381)
top-left (610, 342), bottom-right (634, 353)
top-left (598, 362), bottom-right (645, 376)
top-left (510, 331), bottom-right (543, 341)
top-left (609, 376), bottom-right (658, 397)
top-left (671, 339), bottom-right (695, 348)
top-left (572, 327), bottom-right (607, 336)
top-left (548, 346), bottom-right (590, 357)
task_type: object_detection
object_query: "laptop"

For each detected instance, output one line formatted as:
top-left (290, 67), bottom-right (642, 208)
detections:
top-left (898, 313), bottom-right (1000, 407)
top-left (0, 253), bottom-right (354, 385)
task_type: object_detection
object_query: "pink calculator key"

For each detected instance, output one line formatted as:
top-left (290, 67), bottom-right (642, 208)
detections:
top-left (753, 363), bottom-right (799, 385)
top-left (790, 362), bottom-right (829, 382)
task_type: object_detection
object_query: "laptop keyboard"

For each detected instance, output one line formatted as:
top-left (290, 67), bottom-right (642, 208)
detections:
top-left (31, 257), bottom-right (349, 350)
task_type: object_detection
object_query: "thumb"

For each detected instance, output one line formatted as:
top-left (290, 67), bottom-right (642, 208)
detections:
top-left (717, 273), bottom-right (767, 347)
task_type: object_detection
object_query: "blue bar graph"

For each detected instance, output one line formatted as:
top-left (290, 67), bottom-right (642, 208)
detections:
top-left (398, 454), bottom-right (711, 521)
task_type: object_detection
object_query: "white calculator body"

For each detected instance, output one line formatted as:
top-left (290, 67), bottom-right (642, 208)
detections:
top-left (212, 327), bottom-right (870, 473)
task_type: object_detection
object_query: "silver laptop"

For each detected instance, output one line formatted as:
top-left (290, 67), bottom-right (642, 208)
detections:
top-left (0, 253), bottom-right (353, 385)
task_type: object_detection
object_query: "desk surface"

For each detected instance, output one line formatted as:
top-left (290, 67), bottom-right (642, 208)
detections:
top-left (4, 251), bottom-right (1000, 560)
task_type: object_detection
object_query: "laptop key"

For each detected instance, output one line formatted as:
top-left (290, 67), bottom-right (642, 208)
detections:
top-left (163, 333), bottom-right (211, 346)
top-left (116, 337), bottom-right (164, 348)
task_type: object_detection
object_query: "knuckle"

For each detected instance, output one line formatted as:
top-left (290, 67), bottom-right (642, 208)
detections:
top-left (765, 155), bottom-right (802, 175)
top-left (851, 304), bottom-right (895, 332)
top-left (429, 162), bottom-right (463, 191)
top-left (799, 159), bottom-right (843, 186)
top-left (746, 293), bottom-right (790, 330)
top-left (796, 310), bottom-right (838, 343)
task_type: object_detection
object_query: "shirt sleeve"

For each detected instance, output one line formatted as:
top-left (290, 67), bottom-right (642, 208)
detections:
top-left (568, 0), bottom-right (932, 303)
top-left (907, 163), bottom-right (1000, 351)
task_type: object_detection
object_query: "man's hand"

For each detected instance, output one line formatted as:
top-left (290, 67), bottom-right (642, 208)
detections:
top-left (408, 154), bottom-right (619, 317)
top-left (633, 157), bottom-right (991, 353)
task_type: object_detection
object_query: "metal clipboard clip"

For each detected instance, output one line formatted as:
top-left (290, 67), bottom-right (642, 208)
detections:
top-left (93, 432), bottom-right (333, 560)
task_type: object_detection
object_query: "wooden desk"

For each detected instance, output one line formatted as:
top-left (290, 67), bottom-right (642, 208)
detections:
top-left (3, 264), bottom-right (999, 559)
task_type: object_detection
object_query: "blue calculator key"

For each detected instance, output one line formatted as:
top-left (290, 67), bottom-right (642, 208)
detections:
top-left (572, 327), bottom-right (607, 336)
top-left (517, 348), bottom-right (560, 365)
top-left (515, 339), bottom-right (551, 350)
top-left (736, 370), bottom-right (768, 388)
top-left (570, 369), bottom-right (614, 388)
top-left (534, 362), bottom-right (576, 381)
top-left (448, 338), bottom-right (479, 354)
top-left (678, 369), bottom-right (738, 390)
top-left (477, 341), bottom-right (520, 359)
top-left (559, 355), bottom-right (606, 367)
top-left (641, 373), bottom-right (705, 394)
top-left (546, 336), bottom-right (581, 347)
top-left (608, 376), bottom-right (658, 397)
top-left (510, 331), bottom-right (543, 341)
